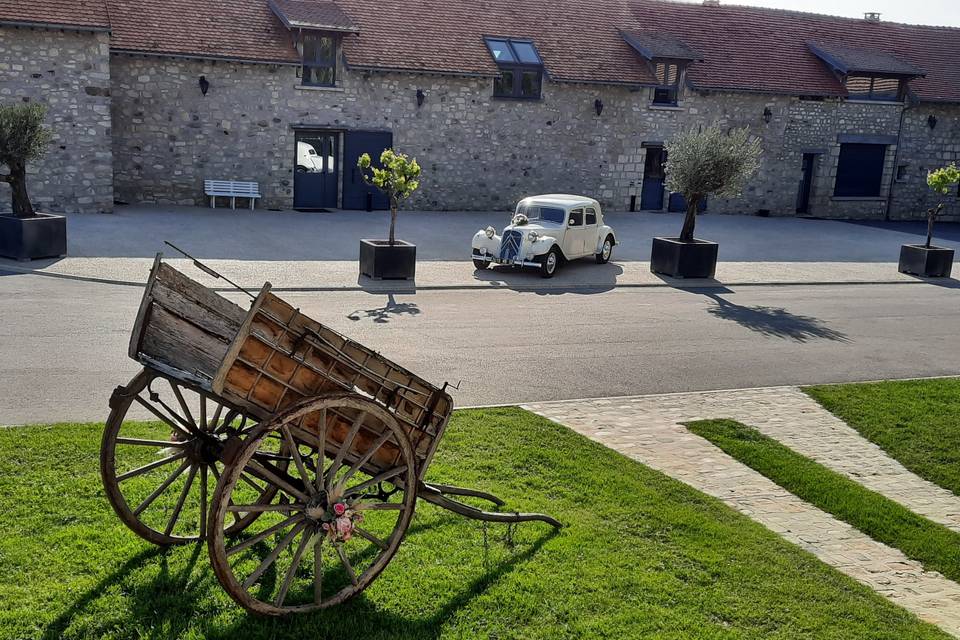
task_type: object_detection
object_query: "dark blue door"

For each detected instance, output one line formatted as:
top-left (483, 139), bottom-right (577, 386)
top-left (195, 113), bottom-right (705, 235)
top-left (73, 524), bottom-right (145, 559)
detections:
top-left (293, 132), bottom-right (338, 210)
top-left (640, 147), bottom-right (665, 210)
top-left (343, 130), bottom-right (393, 210)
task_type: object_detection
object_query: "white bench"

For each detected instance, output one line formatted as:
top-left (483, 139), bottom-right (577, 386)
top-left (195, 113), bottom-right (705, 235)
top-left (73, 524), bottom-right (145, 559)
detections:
top-left (204, 180), bottom-right (261, 210)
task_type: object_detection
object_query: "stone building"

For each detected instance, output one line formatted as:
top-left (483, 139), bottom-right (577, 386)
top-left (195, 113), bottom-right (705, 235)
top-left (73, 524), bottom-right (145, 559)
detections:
top-left (1, 0), bottom-right (958, 219)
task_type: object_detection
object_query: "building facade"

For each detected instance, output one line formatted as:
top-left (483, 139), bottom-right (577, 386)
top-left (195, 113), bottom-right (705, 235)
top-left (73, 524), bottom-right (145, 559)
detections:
top-left (1, 0), bottom-right (958, 219)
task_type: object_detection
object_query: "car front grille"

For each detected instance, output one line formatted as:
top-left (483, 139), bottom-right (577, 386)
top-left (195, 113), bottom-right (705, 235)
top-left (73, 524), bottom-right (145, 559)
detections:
top-left (499, 230), bottom-right (523, 262)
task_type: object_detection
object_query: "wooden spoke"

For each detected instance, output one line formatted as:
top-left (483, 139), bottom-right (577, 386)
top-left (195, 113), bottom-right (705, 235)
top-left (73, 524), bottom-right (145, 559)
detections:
top-left (200, 395), bottom-right (208, 431)
top-left (164, 463), bottom-right (197, 536)
top-left (226, 514), bottom-right (302, 557)
top-left (354, 526), bottom-right (388, 550)
top-left (227, 503), bottom-right (303, 513)
top-left (281, 425), bottom-right (315, 496)
top-left (353, 502), bottom-right (405, 511)
top-left (133, 458), bottom-right (190, 516)
top-left (221, 409), bottom-right (240, 431)
top-left (314, 533), bottom-right (323, 604)
top-left (246, 459), bottom-right (311, 504)
top-left (133, 395), bottom-right (193, 439)
top-left (168, 379), bottom-right (196, 428)
top-left (117, 451), bottom-right (187, 482)
top-left (116, 437), bottom-right (186, 448)
top-left (343, 465), bottom-right (408, 498)
top-left (315, 408), bottom-right (327, 493)
top-left (325, 412), bottom-right (366, 490)
top-left (242, 520), bottom-right (308, 591)
top-left (336, 431), bottom-right (392, 491)
top-left (200, 465), bottom-right (208, 536)
top-left (210, 402), bottom-right (225, 432)
top-left (275, 529), bottom-right (312, 607)
top-left (335, 543), bottom-right (358, 586)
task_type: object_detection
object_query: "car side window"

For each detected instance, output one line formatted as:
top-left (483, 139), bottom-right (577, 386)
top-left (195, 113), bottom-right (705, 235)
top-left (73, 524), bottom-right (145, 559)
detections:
top-left (585, 208), bottom-right (597, 225)
top-left (569, 208), bottom-right (584, 227)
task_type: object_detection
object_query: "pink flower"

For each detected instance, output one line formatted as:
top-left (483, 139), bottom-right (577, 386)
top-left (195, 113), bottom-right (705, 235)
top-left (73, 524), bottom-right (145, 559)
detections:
top-left (333, 502), bottom-right (346, 516)
top-left (335, 516), bottom-right (353, 541)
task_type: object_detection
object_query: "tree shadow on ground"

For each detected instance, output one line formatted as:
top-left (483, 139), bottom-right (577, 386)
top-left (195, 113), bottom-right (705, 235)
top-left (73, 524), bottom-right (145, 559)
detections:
top-left (696, 290), bottom-right (850, 343)
top-left (346, 293), bottom-right (421, 323)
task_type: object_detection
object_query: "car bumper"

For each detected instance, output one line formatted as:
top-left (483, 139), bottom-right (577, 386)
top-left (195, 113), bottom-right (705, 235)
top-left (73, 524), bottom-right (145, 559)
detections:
top-left (473, 249), bottom-right (540, 269)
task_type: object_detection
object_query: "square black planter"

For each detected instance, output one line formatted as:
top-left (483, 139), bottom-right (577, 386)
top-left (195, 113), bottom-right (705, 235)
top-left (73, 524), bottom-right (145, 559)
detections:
top-left (0, 213), bottom-right (67, 261)
top-left (898, 244), bottom-right (954, 278)
top-left (650, 237), bottom-right (718, 278)
top-left (359, 239), bottom-right (416, 280)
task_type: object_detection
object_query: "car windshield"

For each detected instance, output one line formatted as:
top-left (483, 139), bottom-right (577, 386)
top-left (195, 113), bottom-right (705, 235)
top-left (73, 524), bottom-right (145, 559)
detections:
top-left (515, 204), bottom-right (565, 224)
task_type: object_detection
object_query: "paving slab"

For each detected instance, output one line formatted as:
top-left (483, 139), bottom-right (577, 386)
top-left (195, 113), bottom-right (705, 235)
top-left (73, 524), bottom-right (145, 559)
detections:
top-left (524, 387), bottom-right (960, 637)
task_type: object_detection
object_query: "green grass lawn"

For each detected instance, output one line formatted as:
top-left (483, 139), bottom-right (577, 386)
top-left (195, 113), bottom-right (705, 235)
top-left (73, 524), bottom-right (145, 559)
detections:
top-left (688, 419), bottom-right (960, 585)
top-left (0, 408), bottom-right (949, 640)
top-left (805, 378), bottom-right (960, 496)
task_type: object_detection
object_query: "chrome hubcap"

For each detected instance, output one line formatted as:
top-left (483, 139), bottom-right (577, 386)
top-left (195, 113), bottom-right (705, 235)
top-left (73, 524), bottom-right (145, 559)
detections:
top-left (603, 241), bottom-right (611, 259)
top-left (546, 254), bottom-right (556, 272)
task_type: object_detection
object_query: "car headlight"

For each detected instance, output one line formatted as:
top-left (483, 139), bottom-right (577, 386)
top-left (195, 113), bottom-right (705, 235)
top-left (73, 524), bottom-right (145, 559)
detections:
top-left (485, 226), bottom-right (496, 239)
top-left (527, 231), bottom-right (539, 242)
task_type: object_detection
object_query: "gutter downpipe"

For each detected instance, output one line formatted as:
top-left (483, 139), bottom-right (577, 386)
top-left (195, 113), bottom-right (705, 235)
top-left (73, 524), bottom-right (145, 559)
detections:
top-left (885, 97), bottom-right (912, 221)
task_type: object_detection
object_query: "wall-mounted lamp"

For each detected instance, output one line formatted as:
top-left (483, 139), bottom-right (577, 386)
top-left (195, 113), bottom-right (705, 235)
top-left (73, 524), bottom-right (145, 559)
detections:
top-left (594, 98), bottom-right (603, 116)
top-left (198, 75), bottom-right (210, 96)
top-left (416, 88), bottom-right (425, 107)
top-left (928, 115), bottom-right (938, 130)
top-left (762, 106), bottom-right (773, 124)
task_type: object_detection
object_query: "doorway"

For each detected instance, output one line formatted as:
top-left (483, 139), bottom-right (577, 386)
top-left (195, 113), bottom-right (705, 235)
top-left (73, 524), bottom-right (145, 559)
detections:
top-left (640, 146), bottom-right (666, 211)
top-left (796, 153), bottom-right (818, 214)
top-left (293, 131), bottom-right (338, 210)
top-left (342, 130), bottom-right (393, 210)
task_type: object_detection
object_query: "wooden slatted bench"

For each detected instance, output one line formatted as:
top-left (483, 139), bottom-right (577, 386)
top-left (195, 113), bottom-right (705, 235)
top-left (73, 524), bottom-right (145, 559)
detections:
top-left (204, 180), bottom-right (261, 210)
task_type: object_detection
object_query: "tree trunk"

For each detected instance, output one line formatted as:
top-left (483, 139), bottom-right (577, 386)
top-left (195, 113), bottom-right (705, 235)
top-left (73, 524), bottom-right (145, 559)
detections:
top-left (678, 196), bottom-right (700, 243)
top-left (926, 203), bottom-right (943, 249)
top-left (5, 163), bottom-right (35, 219)
top-left (388, 197), bottom-right (398, 245)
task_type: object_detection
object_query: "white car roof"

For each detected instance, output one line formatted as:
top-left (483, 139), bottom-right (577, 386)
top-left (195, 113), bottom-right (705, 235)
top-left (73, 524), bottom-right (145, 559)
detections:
top-left (518, 194), bottom-right (600, 209)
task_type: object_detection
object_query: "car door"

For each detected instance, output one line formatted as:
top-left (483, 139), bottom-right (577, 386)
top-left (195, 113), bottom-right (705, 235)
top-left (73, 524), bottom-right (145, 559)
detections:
top-left (562, 208), bottom-right (585, 257)
top-left (583, 207), bottom-right (599, 256)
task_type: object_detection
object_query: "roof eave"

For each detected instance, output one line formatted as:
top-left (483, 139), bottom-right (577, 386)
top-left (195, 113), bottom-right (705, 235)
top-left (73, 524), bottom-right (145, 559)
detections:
top-left (110, 47), bottom-right (300, 66)
top-left (0, 19), bottom-right (110, 33)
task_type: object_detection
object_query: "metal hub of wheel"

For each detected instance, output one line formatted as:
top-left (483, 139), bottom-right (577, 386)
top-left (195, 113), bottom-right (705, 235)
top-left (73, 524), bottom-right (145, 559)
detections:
top-left (603, 240), bottom-right (611, 260)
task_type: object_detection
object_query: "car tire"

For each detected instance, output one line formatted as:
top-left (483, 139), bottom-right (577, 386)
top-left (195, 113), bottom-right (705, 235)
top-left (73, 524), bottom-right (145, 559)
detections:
top-left (539, 247), bottom-right (560, 278)
top-left (595, 235), bottom-right (614, 264)
top-left (473, 258), bottom-right (489, 270)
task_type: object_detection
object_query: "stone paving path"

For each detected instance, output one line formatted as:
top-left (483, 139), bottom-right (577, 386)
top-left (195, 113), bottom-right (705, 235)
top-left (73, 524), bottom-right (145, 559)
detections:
top-left (523, 386), bottom-right (960, 637)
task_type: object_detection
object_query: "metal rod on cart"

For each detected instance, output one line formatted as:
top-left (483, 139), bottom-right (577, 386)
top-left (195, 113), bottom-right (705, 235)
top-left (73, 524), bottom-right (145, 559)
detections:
top-left (163, 241), bottom-right (256, 300)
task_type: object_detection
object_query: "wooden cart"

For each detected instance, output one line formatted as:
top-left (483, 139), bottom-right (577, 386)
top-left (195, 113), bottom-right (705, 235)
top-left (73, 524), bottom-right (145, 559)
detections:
top-left (101, 256), bottom-right (559, 615)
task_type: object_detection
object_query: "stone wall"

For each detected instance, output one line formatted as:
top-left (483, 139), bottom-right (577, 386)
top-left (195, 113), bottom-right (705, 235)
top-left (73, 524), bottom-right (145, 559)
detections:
top-left (891, 103), bottom-right (960, 222)
top-left (0, 26), bottom-right (113, 214)
top-left (108, 53), bottom-right (950, 218)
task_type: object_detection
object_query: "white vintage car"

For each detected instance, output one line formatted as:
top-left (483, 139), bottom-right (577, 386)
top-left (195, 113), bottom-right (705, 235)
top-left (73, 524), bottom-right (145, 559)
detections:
top-left (471, 194), bottom-right (617, 277)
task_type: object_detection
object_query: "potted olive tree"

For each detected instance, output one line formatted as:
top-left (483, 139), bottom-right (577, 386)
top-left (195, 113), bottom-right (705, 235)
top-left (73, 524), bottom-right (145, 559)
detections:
top-left (651, 125), bottom-right (760, 278)
top-left (898, 163), bottom-right (959, 278)
top-left (0, 103), bottom-right (65, 261)
top-left (357, 149), bottom-right (420, 280)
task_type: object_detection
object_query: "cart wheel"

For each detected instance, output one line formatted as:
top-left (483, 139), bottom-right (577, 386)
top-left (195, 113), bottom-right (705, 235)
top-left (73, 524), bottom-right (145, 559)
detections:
top-left (208, 393), bottom-right (417, 616)
top-left (101, 368), bottom-right (283, 546)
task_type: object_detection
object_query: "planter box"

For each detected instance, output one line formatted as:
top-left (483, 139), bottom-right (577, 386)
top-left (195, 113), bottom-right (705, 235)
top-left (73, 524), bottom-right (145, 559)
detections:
top-left (359, 239), bottom-right (416, 280)
top-left (0, 213), bottom-right (67, 261)
top-left (650, 237), bottom-right (719, 279)
top-left (898, 244), bottom-right (954, 278)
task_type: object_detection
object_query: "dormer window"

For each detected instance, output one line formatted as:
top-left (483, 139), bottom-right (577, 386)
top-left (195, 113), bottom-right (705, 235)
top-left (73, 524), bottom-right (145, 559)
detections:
top-left (485, 37), bottom-right (543, 100)
top-left (299, 33), bottom-right (338, 87)
top-left (653, 62), bottom-right (682, 105)
top-left (844, 75), bottom-right (903, 102)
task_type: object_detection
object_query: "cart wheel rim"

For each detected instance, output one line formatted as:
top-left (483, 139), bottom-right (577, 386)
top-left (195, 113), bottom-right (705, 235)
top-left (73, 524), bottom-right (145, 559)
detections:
top-left (208, 393), bottom-right (417, 616)
top-left (100, 369), bottom-right (279, 546)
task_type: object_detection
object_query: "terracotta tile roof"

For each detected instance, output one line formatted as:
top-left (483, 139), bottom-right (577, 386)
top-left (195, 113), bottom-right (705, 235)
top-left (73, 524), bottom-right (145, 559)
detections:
top-left (268, 0), bottom-right (358, 32)
top-left (106, 0), bottom-right (299, 63)
top-left (6, 0), bottom-right (960, 102)
top-left (620, 31), bottom-right (703, 61)
top-left (0, 0), bottom-right (109, 30)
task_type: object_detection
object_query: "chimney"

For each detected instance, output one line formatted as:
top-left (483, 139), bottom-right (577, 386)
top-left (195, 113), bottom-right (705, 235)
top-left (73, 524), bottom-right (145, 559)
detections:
top-left (864, 12), bottom-right (881, 22)
top-left (703, 0), bottom-right (720, 6)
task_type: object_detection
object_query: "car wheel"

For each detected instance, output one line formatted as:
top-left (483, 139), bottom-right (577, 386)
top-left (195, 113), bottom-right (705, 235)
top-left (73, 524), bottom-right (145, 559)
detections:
top-left (539, 247), bottom-right (560, 278)
top-left (595, 235), bottom-right (614, 264)
top-left (473, 258), bottom-right (489, 270)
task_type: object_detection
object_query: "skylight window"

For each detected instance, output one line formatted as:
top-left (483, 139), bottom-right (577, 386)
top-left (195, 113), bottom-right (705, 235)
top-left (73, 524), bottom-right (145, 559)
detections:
top-left (484, 37), bottom-right (544, 99)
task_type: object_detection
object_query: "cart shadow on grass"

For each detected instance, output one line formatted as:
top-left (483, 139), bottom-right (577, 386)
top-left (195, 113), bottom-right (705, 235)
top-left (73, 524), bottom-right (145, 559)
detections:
top-left (42, 518), bottom-right (557, 640)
